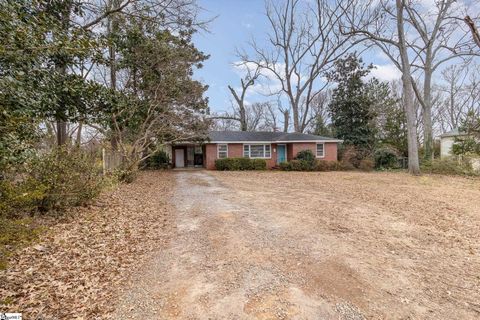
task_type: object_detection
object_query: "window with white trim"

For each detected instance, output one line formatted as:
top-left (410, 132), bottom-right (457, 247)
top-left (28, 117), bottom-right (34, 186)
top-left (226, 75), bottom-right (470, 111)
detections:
top-left (217, 144), bottom-right (228, 158)
top-left (243, 144), bottom-right (271, 158)
top-left (316, 143), bottom-right (325, 157)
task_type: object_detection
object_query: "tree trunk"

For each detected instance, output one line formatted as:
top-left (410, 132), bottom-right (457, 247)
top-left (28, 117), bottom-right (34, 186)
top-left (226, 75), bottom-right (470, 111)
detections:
top-left (56, 119), bottom-right (68, 146)
top-left (108, 1), bottom-right (120, 149)
top-left (291, 100), bottom-right (300, 132)
top-left (75, 121), bottom-right (83, 148)
top-left (283, 110), bottom-right (290, 133)
top-left (397, 0), bottom-right (420, 175)
top-left (239, 105), bottom-right (247, 131)
top-left (423, 57), bottom-right (433, 160)
top-left (55, 1), bottom-right (72, 146)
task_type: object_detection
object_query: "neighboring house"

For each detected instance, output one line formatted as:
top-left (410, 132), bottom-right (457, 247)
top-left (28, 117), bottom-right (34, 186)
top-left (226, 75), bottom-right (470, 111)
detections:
top-left (440, 128), bottom-right (469, 158)
top-left (168, 131), bottom-right (342, 169)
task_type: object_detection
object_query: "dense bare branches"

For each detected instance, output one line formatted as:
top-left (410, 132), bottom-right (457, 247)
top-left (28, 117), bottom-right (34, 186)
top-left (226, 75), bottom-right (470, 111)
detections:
top-left (238, 0), bottom-right (359, 133)
top-left (434, 63), bottom-right (480, 133)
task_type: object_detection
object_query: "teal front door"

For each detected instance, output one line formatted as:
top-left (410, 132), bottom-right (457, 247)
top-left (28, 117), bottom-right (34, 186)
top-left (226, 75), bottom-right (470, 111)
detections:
top-left (277, 144), bottom-right (286, 164)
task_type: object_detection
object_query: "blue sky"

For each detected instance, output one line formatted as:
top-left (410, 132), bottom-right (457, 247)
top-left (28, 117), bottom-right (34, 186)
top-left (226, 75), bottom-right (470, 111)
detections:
top-left (193, 0), bottom-right (267, 113)
top-left (192, 0), bottom-right (401, 113)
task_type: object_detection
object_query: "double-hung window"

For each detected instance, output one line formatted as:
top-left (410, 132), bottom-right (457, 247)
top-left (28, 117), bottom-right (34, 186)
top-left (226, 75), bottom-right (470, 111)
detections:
top-left (243, 144), bottom-right (271, 158)
top-left (316, 143), bottom-right (325, 158)
top-left (217, 144), bottom-right (228, 158)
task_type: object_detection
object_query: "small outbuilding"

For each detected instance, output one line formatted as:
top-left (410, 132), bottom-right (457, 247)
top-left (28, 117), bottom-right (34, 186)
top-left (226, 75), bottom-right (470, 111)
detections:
top-left (439, 128), bottom-right (468, 158)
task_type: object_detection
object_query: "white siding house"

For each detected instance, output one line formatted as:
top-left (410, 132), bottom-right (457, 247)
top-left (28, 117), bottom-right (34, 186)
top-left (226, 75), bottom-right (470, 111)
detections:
top-left (440, 129), bottom-right (467, 158)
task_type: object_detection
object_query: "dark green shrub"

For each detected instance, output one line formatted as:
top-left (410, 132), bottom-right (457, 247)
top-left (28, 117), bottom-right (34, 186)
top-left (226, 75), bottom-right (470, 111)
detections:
top-left (279, 161), bottom-right (292, 171)
top-left (374, 147), bottom-right (399, 169)
top-left (281, 159), bottom-right (345, 171)
top-left (295, 149), bottom-right (315, 162)
top-left (421, 158), bottom-right (478, 176)
top-left (146, 150), bottom-right (170, 169)
top-left (251, 159), bottom-right (267, 170)
top-left (289, 160), bottom-right (313, 171)
top-left (215, 158), bottom-right (266, 170)
top-left (214, 158), bottom-right (228, 170)
top-left (358, 159), bottom-right (375, 171)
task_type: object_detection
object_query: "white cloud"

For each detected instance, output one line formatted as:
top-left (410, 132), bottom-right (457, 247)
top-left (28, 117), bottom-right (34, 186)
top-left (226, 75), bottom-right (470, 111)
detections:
top-left (368, 64), bottom-right (402, 82)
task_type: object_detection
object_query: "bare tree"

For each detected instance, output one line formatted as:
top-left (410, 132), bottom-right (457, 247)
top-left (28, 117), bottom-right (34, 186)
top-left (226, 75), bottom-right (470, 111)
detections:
top-left (403, 0), bottom-right (479, 160)
top-left (343, 0), bottom-right (479, 163)
top-left (435, 63), bottom-right (480, 132)
top-left (245, 102), bottom-right (267, 131)
top-left (226, 63), bottom-right (262, 131)
top-left (239, 0), bottom-right (359, 133)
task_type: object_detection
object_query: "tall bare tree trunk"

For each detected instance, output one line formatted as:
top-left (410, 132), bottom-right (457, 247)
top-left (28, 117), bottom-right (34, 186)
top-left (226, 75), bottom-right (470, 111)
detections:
top-left (397, 0), bottom-right (420, 175)
top-left (423, 63), bottom-right (433, 160)
top-left (291, 100), bottom-right (300, 132)
top-left (282, 109), bottom-right (290, 133)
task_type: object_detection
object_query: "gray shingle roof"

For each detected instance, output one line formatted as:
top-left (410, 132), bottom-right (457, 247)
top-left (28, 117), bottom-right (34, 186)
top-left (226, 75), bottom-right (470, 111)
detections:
top-left (208, 131), bottom-right (342, 142)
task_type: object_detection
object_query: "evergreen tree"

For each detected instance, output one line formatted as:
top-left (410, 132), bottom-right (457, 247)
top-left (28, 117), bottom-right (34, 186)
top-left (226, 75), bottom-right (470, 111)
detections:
top-left (327, 53), bottom-right (389, 157)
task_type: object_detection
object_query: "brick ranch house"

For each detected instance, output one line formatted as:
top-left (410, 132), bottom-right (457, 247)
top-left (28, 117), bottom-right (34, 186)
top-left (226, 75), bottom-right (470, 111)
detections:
top-left (167, 131), bottom-right (343, 169)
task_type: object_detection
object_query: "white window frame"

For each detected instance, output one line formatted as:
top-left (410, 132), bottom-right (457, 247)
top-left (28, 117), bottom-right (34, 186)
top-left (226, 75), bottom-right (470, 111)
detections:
top-left (243, 144), bottom-right (272, 159)
top-left (217, 144), bottom-right (228, 159)
top-left (316, 143), bottom-right (325, 158)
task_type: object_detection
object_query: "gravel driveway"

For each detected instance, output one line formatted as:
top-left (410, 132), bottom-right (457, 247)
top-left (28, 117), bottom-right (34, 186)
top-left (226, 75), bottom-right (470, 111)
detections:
top-left (113, 170), bottom-right (480, 319)
top-left (113, 171), bottom-right (364, 319)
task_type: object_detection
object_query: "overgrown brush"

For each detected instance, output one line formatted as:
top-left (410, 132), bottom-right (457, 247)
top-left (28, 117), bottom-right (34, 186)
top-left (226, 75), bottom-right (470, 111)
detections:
top-left (421, 158), bottom-right (479, 176)
top-left (1, 147), bottom-right (103, 217)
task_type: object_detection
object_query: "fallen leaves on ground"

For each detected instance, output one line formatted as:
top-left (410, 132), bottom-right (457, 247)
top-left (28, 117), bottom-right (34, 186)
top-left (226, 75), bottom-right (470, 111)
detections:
top-left (0, 170), bottom-right (176, 319)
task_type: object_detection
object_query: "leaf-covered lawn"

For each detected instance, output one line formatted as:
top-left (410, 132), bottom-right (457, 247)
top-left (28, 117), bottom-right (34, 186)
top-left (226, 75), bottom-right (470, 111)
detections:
top-left (0, 171), bottom-right (176, 319)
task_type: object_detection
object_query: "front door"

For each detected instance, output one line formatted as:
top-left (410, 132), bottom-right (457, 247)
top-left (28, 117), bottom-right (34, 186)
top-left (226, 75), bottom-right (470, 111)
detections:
top-left (175, 149), bottom-right (185, 168)
top-left (277, 144), bottom-right (286, 164)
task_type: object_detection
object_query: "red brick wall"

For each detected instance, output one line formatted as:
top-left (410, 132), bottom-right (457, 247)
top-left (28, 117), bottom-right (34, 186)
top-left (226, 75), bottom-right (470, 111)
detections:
top-left (205, 144), bottom-right (217, 170)
top-left (204, 142), bottom-right (338, 170)
top-left (323, 143), bottom-right (338, 161)
top-left (289, 142), bottom-right (338, 161)
top-left (290, 143), bottom-right (316, 159)
top-left (205, 143), bottom-right (278, 169)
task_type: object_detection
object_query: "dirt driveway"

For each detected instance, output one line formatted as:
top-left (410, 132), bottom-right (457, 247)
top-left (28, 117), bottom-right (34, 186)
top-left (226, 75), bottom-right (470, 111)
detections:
top-left (113, 170), bottom-right (480, 319)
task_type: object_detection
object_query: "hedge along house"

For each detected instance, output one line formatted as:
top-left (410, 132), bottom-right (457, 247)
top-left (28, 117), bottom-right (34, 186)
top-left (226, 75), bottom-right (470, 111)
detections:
top-left (170, 131), bottom-right (342, 169)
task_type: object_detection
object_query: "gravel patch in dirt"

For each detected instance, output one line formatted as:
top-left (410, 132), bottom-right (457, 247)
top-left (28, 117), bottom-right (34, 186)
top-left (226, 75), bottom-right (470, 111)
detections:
top-left (0, 171), bottom-right (176, 319)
